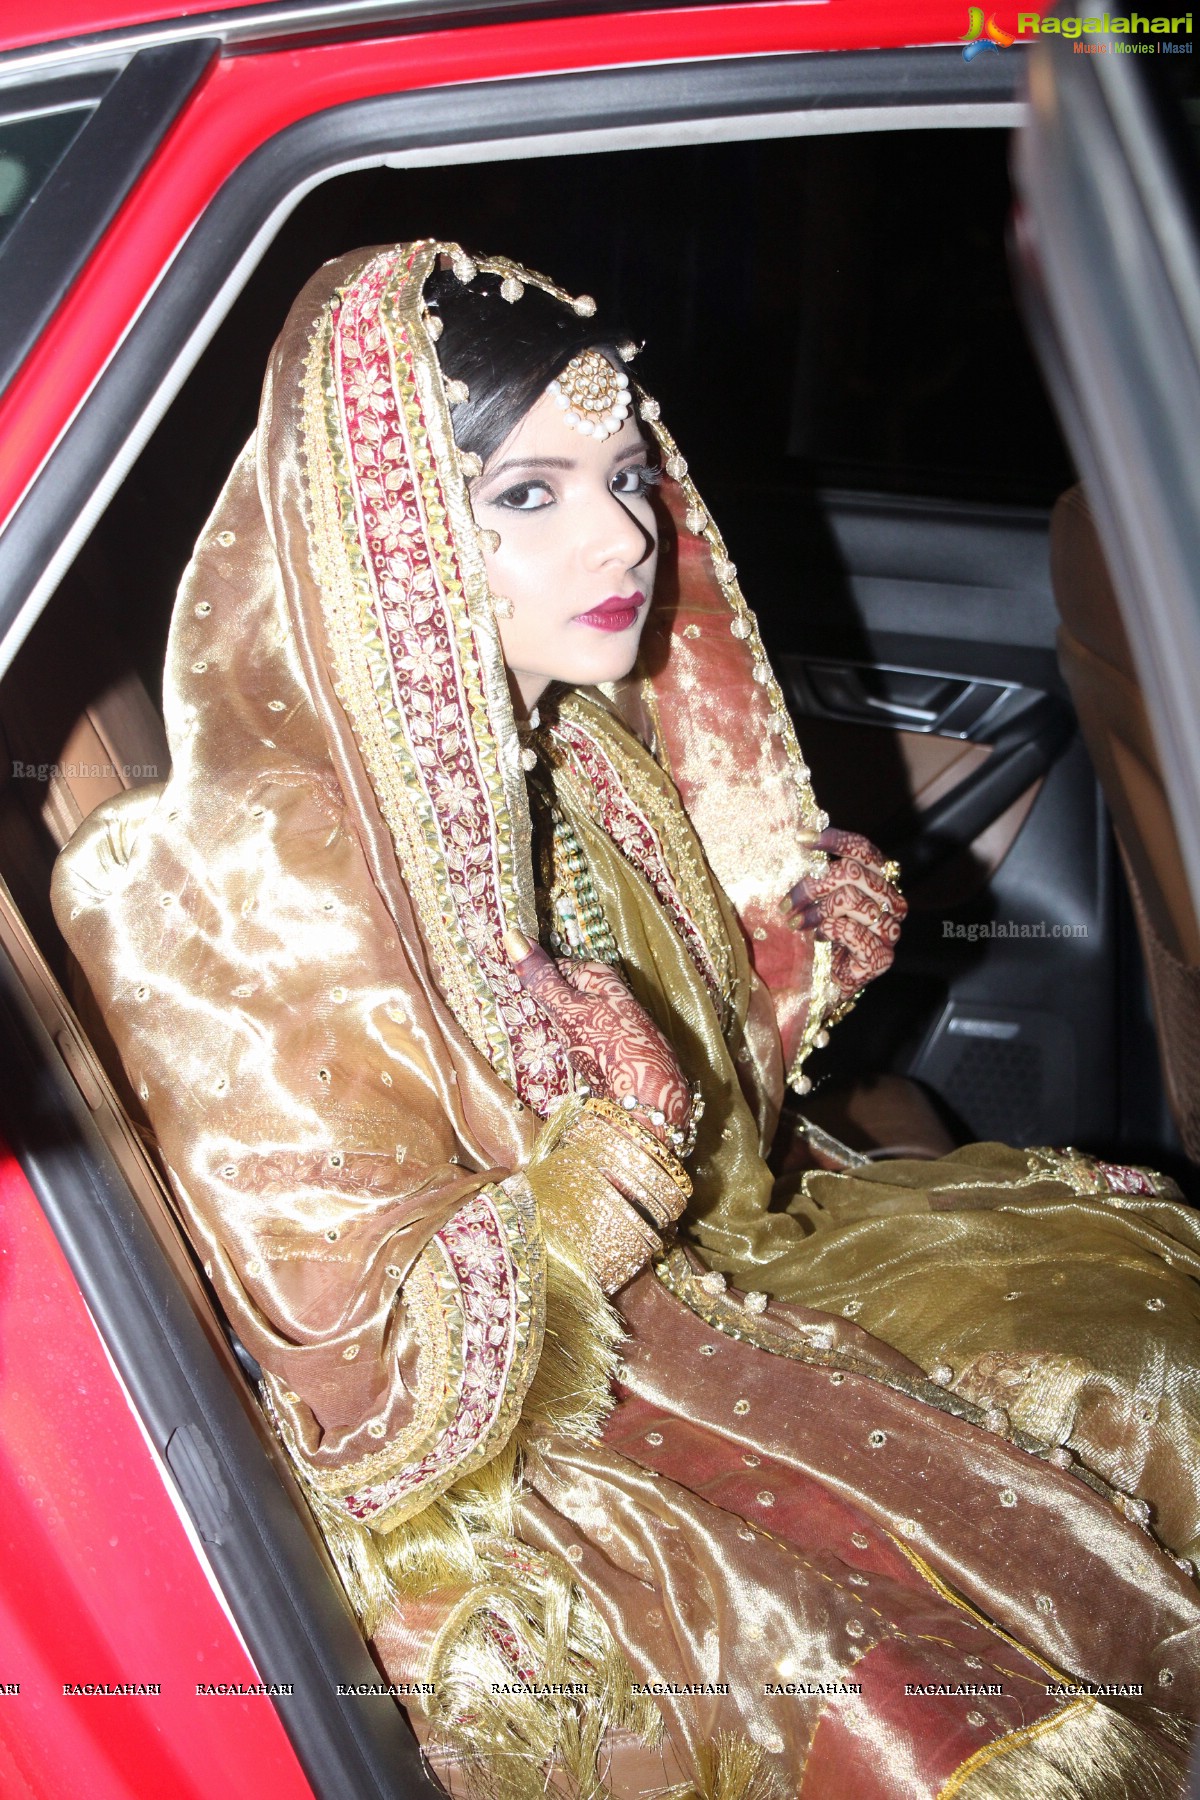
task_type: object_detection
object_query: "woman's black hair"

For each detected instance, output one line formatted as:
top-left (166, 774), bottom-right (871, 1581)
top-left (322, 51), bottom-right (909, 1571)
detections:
top-left (424, 259), bottom-right (638, 466)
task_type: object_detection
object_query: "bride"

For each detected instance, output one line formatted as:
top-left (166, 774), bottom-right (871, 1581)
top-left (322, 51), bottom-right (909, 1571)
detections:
top-left (53, 241), bottom-right (1200, 1798)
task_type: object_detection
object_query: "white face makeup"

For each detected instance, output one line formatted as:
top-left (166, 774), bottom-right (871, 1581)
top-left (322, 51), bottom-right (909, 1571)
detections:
top-left (469, 381), bottom-right (660, 715)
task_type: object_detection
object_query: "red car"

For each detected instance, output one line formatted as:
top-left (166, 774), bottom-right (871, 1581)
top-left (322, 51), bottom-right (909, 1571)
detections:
top-left (0, 2), bottom-right (1196, 1794)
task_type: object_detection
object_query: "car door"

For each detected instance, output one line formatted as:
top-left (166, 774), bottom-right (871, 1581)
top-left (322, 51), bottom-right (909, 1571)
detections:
top-left (1011, 11), bottom-right (1200, 1171)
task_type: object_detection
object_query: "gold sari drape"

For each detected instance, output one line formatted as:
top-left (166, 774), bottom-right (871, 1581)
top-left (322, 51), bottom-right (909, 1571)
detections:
top-left (52, 242), bottom-right (1200, 1798)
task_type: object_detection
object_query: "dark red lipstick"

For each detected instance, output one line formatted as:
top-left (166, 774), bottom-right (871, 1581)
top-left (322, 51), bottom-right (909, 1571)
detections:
top-left (574, 593), bottom-right (648, 633)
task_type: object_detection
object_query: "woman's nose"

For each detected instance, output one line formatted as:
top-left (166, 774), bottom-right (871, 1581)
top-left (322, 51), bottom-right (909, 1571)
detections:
top-left (583, 488), bottom-right (655, 572)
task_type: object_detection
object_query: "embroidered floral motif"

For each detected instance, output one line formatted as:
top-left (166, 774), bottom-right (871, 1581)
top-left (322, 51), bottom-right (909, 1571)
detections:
top-left (546, 704), bottom-right (736, 1026)
top-left (305, 247), bottom-right (572, 1114)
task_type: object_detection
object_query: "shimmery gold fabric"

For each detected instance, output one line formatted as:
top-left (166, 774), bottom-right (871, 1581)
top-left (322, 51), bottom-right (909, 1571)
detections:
top-left (53, 243), bottom-right (1200, 1798)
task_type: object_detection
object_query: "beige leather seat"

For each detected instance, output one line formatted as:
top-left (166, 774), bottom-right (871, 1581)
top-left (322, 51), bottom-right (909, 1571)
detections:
top-left (0, 598), bottom-right (168, 1118)
top-left (3, 665), bottom-right (167, 852)
top-left (1051, 484), bottom-right (1200, 1162)
top-left (0, 571), bottom-right (168, 854)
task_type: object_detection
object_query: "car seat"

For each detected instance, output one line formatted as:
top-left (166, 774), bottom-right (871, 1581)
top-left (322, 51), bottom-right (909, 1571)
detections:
top-left (1050, 483), bottom-right (1200, 1163)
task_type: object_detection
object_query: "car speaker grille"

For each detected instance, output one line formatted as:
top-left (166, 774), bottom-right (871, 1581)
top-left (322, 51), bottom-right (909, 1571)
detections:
top-left (912, 1005), bottom-right (1076, 1146)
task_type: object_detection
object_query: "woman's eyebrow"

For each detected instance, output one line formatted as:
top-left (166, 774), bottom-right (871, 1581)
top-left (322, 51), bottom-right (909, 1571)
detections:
top-left (481, 455), bottom-right (576, 480)
top-left (479, 442), bottom-right (647, 483)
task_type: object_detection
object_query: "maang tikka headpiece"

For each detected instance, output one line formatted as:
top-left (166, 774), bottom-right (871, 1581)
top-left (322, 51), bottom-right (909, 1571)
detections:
top-left (548, 349), bottom-right (632, 442)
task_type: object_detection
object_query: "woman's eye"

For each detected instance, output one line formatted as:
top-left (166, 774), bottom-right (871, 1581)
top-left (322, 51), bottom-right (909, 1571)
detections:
top-left (493, 481), bottom-right (555, 511)
top-left (611, 465), bottom-right (661, 498)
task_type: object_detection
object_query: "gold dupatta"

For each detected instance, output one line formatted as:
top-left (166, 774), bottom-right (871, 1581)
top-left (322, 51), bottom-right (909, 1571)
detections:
top-left (298, 241), bottom-right (836, 1119)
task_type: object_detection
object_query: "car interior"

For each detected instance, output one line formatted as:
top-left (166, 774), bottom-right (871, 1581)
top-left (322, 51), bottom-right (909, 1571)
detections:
top-left (1, 37), bottom-right (1198, 1798)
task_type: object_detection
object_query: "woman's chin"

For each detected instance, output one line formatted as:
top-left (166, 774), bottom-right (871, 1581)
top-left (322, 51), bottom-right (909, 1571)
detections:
top-left (559, 637), bottom-right (646, 690)
top-left (507, 634), bottom-right (647, 705)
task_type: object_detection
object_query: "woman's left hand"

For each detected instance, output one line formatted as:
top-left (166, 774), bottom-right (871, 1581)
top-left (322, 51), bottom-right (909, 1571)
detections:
top-left (505, 932), bottom-right (691, 1141)
top-left (785, 827), bottom-right (906, 999)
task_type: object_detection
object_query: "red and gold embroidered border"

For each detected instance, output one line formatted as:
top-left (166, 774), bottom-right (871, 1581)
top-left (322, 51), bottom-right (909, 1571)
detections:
top-left (548, 702), bottom-right (736, 1026)
top-left (302, 242), bottom-right (572, 1113)
top-left (271, 1177), bottom-right (544, 1533)
top-left (340, 1186), bottom-right (542, 1529)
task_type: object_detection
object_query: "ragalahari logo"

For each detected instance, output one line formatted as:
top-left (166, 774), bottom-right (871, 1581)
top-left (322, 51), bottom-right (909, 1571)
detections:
top-left (961, 7), bottom-right (1017, 55)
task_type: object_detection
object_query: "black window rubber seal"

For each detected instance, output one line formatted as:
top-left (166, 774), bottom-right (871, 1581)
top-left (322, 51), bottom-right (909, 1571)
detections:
top-left (0, 39), bottom-right (219, 406)
top-left (0, 944), bottom-right (441, 1797)
top-left (0, 43), bottom-right (1019, 658)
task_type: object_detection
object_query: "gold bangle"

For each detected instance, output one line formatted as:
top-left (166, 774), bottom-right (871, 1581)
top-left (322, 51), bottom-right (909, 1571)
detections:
top-left (524, 1139), bottom-right (662, 1294)
top-left (583, 1097), bottom-right (692, 1189)
top-left (590, 1188), bottom-right (662, 1294)
top-left (578, 1097), bottom-right (692, 1224)
top-left (580, 1083), bottom-right (704, 1158)
top-left (570, 1112), bottom-right (687, 1232)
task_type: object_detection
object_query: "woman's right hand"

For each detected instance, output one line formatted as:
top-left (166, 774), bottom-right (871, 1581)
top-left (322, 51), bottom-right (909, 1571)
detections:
top-left (506, 930), bottom-right (690, 1140)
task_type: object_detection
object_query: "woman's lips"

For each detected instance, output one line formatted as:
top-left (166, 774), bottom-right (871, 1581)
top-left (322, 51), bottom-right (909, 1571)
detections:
top-left (574, 594), bottom-right (648, 633)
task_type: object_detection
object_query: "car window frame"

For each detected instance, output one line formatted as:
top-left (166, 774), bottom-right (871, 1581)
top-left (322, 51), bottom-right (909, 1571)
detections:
top-left (1013, 20), bottom-right (1200, 941)
top-left (0, 43), bottom-right (217, 403)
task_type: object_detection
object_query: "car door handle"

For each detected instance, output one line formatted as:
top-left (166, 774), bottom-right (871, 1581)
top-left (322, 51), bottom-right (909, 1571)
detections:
top-left (803, 660), bottom-right (970, 731)
top-left (859, 692), bottom-right (941, 724)
top-left (884, 694), bottom-right (1075, 881)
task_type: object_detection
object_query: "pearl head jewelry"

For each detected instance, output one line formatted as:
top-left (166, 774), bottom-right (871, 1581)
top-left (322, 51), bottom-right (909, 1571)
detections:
top-left (547, 350), bottom-right (631, 442)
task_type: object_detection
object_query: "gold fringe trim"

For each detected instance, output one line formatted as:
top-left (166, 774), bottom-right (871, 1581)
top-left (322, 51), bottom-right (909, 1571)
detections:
top-left (302, 1439), bottom-right (523, 1635)
top-left (430, 1614), bottom-right (785, 1800)
top-left (426, 1549), bottom-right (662, 1800)
top-left (516, 1147), bottom-right (627, 1448)
top-left (939, 1697), bottom-right (1191, 1800)
top-left (408, 1214), bottom-right (645, 1797)
top-left (680, 1731), bottom-right (788, 1800)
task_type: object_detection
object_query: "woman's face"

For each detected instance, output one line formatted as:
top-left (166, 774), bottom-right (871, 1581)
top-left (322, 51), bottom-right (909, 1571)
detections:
top-left (470, 381), bottom-right (659, 715)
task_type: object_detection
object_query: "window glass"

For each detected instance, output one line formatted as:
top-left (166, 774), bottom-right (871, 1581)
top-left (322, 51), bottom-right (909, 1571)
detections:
top-left (379, 130), bottom-right (1072, 508)
top-left (0, 106), bottom-right (93, 252)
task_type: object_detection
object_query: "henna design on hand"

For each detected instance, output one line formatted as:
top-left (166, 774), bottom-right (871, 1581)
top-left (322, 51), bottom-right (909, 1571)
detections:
top-left (507, 935), bottom-right (690, 1135)
top-left (784, 826), bottom-right (906, 999)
